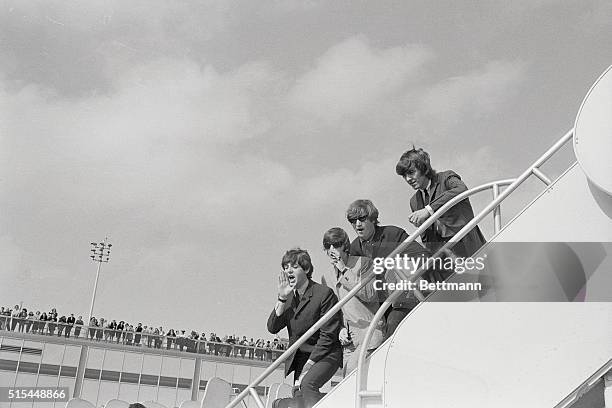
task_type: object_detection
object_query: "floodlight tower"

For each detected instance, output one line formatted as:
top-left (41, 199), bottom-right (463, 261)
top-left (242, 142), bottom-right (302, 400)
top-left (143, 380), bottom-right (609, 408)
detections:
top-left (74, 237), bottom-right (113, 398)
top-left (87, 237), bottom-right (112, 325)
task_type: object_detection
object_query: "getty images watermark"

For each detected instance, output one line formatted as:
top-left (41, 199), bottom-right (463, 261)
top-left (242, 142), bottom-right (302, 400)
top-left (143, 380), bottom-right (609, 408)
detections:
top-left (371, 253), bottom-right (487, 292)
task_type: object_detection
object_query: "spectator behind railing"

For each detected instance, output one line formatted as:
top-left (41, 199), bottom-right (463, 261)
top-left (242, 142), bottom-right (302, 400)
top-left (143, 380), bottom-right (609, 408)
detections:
top-left (166, 329), bottom-right (176, 349)
top-left (10, 305), bottom-right (20, 331)
top-left (18, 307), bottom-right (27, 332)
top-left (88, 317), bottom-right (97, 340)
top-left (154, 327), bottom-right (163, 349)
top-left (0, 307), bottom-right (7, 331)
top-left (134, 322), bottom-right (143, 346)
top-left (1, 303), bottom-right (288, 361)
top-left (74, 316), bottom-right (84, 337)
top-left (117, 321), bottom-right (125, 343)
top-left (66, 314), bottom-right (75, 338)
top-left (24, 311), bottom-right (34, 333)
top-left (48, 312), bottom-right (57, 335)
top-left (57, 315), bottom-right (67, 337)
top-left (96, 318), bottom-right (105, 341)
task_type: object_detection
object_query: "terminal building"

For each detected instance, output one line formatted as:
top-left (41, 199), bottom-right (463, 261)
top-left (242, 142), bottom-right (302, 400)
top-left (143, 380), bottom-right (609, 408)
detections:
top-left (0, 328), bottom-right (290, 408)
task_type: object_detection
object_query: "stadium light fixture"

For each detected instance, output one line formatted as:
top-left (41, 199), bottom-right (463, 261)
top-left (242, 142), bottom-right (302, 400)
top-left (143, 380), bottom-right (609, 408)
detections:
top-left (87, 237), bottom-right (112, 324)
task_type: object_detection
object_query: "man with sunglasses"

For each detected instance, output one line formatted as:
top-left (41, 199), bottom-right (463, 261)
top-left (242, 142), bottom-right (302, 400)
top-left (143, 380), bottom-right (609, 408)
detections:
top-left (323, 227), bottom-right (384, 376)
top-left (346, 199), bottom-right (430, 339)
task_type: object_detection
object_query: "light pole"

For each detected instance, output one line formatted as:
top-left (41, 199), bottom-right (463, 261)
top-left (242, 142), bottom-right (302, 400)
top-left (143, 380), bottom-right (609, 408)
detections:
top-left (87, 238), bottom-right (112, 325)
top-left (73, 237), bottom-right (112, 398)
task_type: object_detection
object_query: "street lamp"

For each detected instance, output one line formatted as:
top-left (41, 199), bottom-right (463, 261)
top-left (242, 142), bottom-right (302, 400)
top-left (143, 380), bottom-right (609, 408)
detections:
top-left (87, 238), bottom-right (112, 325)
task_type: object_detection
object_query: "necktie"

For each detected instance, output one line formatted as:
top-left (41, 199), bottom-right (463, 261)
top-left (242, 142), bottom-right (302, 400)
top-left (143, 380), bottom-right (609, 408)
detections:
top-left (423, 189), bottom-right (430, 205)
top-left (293, 291), bottom-right (300, 308)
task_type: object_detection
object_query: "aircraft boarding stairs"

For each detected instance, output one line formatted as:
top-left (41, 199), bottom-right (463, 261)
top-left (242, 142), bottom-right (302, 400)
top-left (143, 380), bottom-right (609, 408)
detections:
top-left (228, 66), bottom-right (612, 408)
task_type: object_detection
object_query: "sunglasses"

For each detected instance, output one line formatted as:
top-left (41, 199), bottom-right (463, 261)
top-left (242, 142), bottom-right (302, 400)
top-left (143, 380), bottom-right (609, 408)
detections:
top-left (347, 215), bottom-right (369, 224)
top-left (323, 243), bottom-right (344, 250)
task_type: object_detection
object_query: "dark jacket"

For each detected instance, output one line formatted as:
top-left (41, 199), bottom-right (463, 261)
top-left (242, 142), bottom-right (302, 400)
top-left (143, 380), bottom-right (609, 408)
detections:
top-left (349, 224), bottom-right (429, 259)
top-left (410, 170), bottom-right (485, 257)
top-left (267, 280), bottom-right (343, 376)
top-left (349, 224), bottom-right (431, 306)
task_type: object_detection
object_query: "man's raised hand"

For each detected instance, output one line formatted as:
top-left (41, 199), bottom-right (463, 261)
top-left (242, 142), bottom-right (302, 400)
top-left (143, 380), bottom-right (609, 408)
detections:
top-left (278, 270), bottom-right (293, 299)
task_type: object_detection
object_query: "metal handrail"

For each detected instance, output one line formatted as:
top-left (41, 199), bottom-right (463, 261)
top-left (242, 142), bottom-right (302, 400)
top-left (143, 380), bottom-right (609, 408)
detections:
top-left (354, 128), bottom-right (574, 407)
top-left (228, 178), bottom-right (515, 408)
top-left (353, 179), bottom-right (515, 406)
top-left (553, 358), bottom-right (612, 408)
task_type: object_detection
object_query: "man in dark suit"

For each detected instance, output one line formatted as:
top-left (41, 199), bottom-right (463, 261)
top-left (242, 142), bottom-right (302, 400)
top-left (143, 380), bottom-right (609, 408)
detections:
top-left (268, 248), bottom-right (343, 408)
top-left (74, 316), bottom-right (83, 338)
top-left (346, 199), bottom-right (430, 339)
top-left (65, 313), bottom-right (75, 338)
top-left (395, 147), bottom-right (486, 257)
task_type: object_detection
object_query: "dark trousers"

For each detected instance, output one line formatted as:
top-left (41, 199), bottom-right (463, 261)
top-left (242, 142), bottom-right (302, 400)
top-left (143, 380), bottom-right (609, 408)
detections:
top-left (274, 352), bottom-right (337, 408)
top-left (425, 226), bottom-right (485, 259)
top-left (384, 307), bottom-right (411, 340)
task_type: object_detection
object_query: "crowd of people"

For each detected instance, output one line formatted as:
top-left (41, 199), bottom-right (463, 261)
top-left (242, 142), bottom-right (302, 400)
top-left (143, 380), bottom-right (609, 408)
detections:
top-left (268, 148), bottom-right (486, 408)
top-left (0, 305), bottom-right (286, 361)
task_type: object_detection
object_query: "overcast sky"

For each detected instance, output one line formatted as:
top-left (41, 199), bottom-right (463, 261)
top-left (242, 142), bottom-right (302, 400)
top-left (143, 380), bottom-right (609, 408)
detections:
top-left (1, 1), bottom-right (611, 339)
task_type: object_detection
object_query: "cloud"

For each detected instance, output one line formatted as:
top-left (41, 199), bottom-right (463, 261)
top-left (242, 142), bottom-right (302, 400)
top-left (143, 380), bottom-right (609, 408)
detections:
top-left (111, 59), bottom-right (280, 144)
top-left (269, 0), bottom-right (323, 14)
top-left (406, 60), bottom-right (526, 137)
top-left (0, 0), bottom-right (238, 96)
top-left (288, 36), bottom-right (433, 122)
top-left (2, 0), bottom-right (235, 43)
top-left (579, 0), bottom-right (612, 31)
top-left (1, 57), bottom-right (281, 152)
top-left (0, 56), bottom-right (293, 242)
top-left (0, 51), bottom-right (297, 326)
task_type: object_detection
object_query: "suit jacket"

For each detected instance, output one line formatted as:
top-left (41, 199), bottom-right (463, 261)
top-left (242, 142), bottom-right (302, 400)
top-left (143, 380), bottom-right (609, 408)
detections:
top-left (267, 280), bottom-right (343, 377)
top-left (410, 170), bottom-right (485, 257)
top-left (349, 224), bottom-right (427, 259)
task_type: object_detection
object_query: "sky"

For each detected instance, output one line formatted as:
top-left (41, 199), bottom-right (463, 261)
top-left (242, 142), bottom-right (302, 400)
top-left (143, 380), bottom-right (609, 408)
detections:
top-left (1, 0), bottom-right (611, 339)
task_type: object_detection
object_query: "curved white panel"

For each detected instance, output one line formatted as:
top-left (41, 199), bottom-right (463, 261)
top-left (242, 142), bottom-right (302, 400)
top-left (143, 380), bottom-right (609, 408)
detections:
top-left (384, 303), bottom-right (612, 408)
top-left (201, 377), bottom-right (231, 408)
top-left (65, 398), bottom-right (96, 408)
top-left (143, 401), bottom-right (169, 408)
top-left (179, 401), bottom-right (200, 408)
top-left (105, 399), bottom-right (130, 408)
top-left (574, 65), bottom-right (612, 195)
top-left (314, 339), bottom-right (391, 408)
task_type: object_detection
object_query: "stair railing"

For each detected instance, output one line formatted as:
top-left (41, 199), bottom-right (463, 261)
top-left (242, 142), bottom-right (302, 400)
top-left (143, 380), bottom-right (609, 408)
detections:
top-left (227, 176), bottom-right (517, 408)
top-left (355, 128), bottom-right (574, 408)
top-left (553, 358), bottom-right (612, 408)
top-left (228, 128), bottom-right (573, 408)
